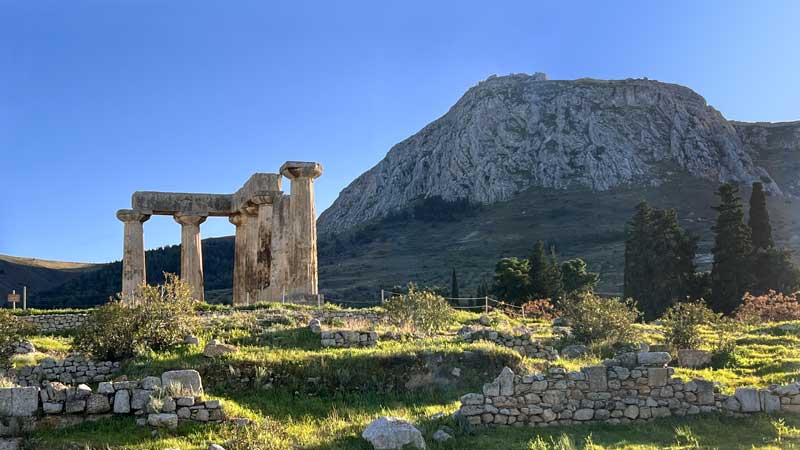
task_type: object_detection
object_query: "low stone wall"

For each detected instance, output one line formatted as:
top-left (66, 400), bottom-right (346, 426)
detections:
top-left (460, 327), bottom-right (559, 361)
top-left (0, 369), bottom-right (223, 437)
top-left (320, 330), bottom-right (378, 348)
top-left (457, 352), bottom-right (800, 428)
top-left (18, 314), bottom-right (87, 333)
top-left (18, 308), bottom-right (384, 334)
top-left (5, 355), bottom-right (120, 387)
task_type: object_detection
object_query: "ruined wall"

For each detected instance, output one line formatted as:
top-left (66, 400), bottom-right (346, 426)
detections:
top-left (460, 327), bottom-right (559, 361)
top-left (457, 352), bottom-right (800, 428)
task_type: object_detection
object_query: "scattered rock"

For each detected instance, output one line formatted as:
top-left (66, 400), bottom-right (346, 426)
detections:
top-left (637, 352), bottom-right (671, 367)
top-left (147, 413), bottom-right (178, 429)
top-left (184, 335), bottom-right (200, 345)
top-left (561, 344), bottom-right (590, 359)
top-left (432, 429), bottom-right (452, 442)
top-left (678, 349), bottom-right (712, 369)
top-left (450, 367), bottom-right (461, 378)
top-left (203, 340), bottom-right (239, 358)
top-left (478, 315), bottom-right (491, 326)
top-left (362, 416), bottom-right (426, 450)
top-left (208, 445), bottom-right (226, 450)
top-left (162, 369), bottom-right (204, 396)
top-left (0, 438), bottom-right (22, 450)
top-left (308, 319), bottom-right (322, 334)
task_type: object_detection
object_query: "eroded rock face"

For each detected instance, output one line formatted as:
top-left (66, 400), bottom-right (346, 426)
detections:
top-left (362, 416), bottom-right (426, 450)
top-left (319, 74), bottom-right (779, 235)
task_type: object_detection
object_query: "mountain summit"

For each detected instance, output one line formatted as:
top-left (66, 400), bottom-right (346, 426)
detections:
top-left (319, 74), bottom-right (780, 236)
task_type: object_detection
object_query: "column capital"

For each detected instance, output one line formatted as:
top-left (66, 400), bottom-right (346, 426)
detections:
top-left (228, 213), bottom-right (246, 226)
top-left (280, 161), bottom-right (323, 180)
top-left (173, 213), bottom-right (207, 226)
top-left (241, 205), bottom-right (259, 216)
top-left (117, 209), bottom-right (150, 223)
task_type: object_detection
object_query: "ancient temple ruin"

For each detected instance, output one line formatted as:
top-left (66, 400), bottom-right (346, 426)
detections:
top-left (116, 161), bottom-right (322, 305)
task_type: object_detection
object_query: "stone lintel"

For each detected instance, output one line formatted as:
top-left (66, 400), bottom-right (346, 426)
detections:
top-left (280, 161), bottom-right (323, 180)
top-left (132, 192), bottom-right (233, 216)
top-left (116, 209), bottom-right (151, 223)
top-left (232, 173), bottom-right (282, 210)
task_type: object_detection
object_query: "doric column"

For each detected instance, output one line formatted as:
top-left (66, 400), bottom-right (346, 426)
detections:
top-left (116, 209), bottom-right (150, 301)
top-left (267, 194), bottom-right (291, 301)
top-left (280, 162), bottom-right (323, 298)
top-left (228, 213), bottom-right (248, 306)
top-left (173, 213), bottom-right (207, 301)
top-left (250, 195), bottom-right (275, 303)
top-left (242, 205), bottom-right (259, 304)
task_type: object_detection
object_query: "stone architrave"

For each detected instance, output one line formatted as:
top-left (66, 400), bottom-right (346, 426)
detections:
top-left (173, 213), bottom-right (207, 301)
top-left (116, 209), bottom-right (150, 299)
top-left (228, 213), bottom-right (248, 306)
top-left (280, 162), bottom-right (323, 299)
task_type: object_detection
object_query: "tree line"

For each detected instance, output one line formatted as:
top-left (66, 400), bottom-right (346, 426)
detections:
top-left (625, 182), bottom-right (799, 319)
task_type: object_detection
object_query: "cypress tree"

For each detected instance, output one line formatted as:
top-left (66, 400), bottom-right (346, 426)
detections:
top-left (450, 268), bottom-right (460, 299)
top-left (749, 182), bottom-right (773, 250)
top-left (624, 201), bottom-right (653, 306)
top-left (710, 183), bottom-right (753, 314)
top-left (528, 241), bottom-right (550, 299)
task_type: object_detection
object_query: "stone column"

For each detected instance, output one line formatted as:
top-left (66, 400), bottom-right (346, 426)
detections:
top-left (116, 209), bottom-right (150, 301)
top-left (173, 213), bottom-right (207, 301)
top-left (228, 213), bottom-right (248, 306)
top-left (242, 206), bottom-right (259, 304)
top-left (267, 194), bottom-right (291, 301)
top-left (250, 195), bottom-right (275, 302)
top-left (280, 162), bottom-right (323, 299)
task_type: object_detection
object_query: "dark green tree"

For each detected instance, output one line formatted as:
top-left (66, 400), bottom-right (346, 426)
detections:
top-left (474, 278), bottom-right (491, 299)
top-left (624, 201), bottom-right (699, 320)
top-left (528, 241), bottom-right (562, 299)
top-left (710, 183), bottom-right (754, 314)
top-left (492, 257), bottom-right (530, 304)
top-left (749, 182), bottom-right (773, 250)
top-left (450, 268), bottom-right (459, 299)
top-left (560, 259), bottom-right (599, 296)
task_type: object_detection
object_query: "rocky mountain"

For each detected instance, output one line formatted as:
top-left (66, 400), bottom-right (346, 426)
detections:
top-left (319, 74), bottom-right (782, 236)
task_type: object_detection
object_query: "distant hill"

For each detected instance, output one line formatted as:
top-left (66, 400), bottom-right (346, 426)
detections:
top-left (3, 74), bottom-right (800, 307)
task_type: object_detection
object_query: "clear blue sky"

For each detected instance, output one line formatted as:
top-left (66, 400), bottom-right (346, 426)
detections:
top-left (1, 0), bottom-right (798, 263)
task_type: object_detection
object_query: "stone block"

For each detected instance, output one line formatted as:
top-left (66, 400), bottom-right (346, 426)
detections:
top-left (86, 394), bottom-right (111, 414)
top-left (647, 368), bottom-right (670, 387)
top-left (113, 390), bottom-right (131, 414)
top-left (162, 370), bottom-right (203, 396)
top-left (638, 352), bottom-right (671, 367)
top-left (677, 349), bottom-right (711, 369)
top-left (694, 379), bottom-right (715, 405)
top-left (761, 392), bottom-right (781, 413)
top-left (583, 366), bottom-right (608, 391)
top-left (0, 387), bottom-right (39, 417)
top-left (147, 413), bottom-right (178, 429)
top-left (42, 402), bottom-right (63, 414)
top-left (735, 388), bottom-right (761, 413)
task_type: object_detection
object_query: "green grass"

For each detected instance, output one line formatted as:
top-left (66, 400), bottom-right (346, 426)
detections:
top-left (20, 316), bottom-right (800, 449)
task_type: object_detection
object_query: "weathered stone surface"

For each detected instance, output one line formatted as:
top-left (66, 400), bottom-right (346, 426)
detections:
top-left (113, 390), bottom-right (131, 414)
top-left (735, 388), bottom-right (761, 412)
top-left (97, 382), bottom-right (115, 395)
top-left (0, 438), bottom-right (22, 450)
top-left (0, 387), bottom-right (39, 417)
top-left (203, 340), bottom-right (239, 358)
top-left (761, 392), bottom-right (781, 413)
top-left (147, 413), bottom-right (179, 429)
top-left (362, 417), bottom-right (426, 450)
top-left (162, 370), bottom-right (203, 396)
top-left (85, 394), bottom-right (111, 414)
top-left (678, 349), bottom-right (712, 369)
top-left (638, 352), bottom-right (671, 367)
top-left (497, 367), bottom-right (514, 396)
top-left (583, 366), bottom-right (608, 391)
top-left (562, 344), bottom-right (589, 359)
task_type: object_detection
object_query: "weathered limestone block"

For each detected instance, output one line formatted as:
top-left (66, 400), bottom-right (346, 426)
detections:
top-left (637, 352), bottom-right (671, 367)
top-left (147, 413), bottom-right (178, 429)
top-left (162, 370), bottom-right (203, 396)
top-left (113, 390), bottom-right (131, 414)
top-left (677, 349), bottom-right (711, 369)
top-left (735, 388), bottom-right (761, 412)
top-left (0, 387), bottom-right (39, 417)
top-left (361, 416), bottom-right (426, 450)
top-left (583, 366), bottom-right (607, 391)
top-left (86, 394), bottom-right (111, 414)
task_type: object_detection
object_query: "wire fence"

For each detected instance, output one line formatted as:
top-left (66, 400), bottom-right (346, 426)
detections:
top-left (378, 289), bottom-right (527, 317)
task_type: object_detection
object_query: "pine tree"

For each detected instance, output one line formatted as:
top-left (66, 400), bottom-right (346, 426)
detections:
top-left (624, 201), bottom-right (654, 306)
top-left (561, 259), bottom-right (598, 296)
top-left (492, 257), bottom-right (530, 304)
top-left (710, 183), bottom-right (753, 314)
top-left (749, 182), bottom-right (773, 250)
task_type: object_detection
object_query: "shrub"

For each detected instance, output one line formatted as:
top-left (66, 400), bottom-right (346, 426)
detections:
top-left (521, 299), bottom-right (560, 321)
top-left (734, 290), bottom-right (800, 323)
top-left (73, 274), bottom-right (198, 360)
top-left (0, 310), bottom-right (35, 363)
top-left (660, 300), bottom-right (718, 351)
top-left (383, 286), bottom-right (455, 335)
top-left (561, 293), bottom-right (640, 347)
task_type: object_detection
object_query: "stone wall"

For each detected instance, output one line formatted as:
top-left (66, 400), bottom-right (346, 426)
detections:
top-left (2, 355), bottom-right (120, 387)
top-left (0, 370), bottom-right (223, 437)
top-left (320, 330), bottom-right (378, 348)
top-left (460, 327), bottom-right (559, 361)
top-left (17, 308), bottom-right (384, 334)
top-left (18, 314), bottom-right (87, 333)
top-left (457, 352), bottom-right (800, 428)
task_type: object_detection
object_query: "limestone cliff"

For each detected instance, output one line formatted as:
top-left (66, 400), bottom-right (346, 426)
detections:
top-left (319, 74), bottom-right (783, 236)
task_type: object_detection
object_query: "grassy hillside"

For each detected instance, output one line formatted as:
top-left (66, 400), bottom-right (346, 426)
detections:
top-left (0, 254), bottom-right (100, 304)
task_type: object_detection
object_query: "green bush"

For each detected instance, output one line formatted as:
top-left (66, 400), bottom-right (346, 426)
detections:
top-left (660, 300), bottom-right (718, 351)
top-left (73, 274), bottom-right (198, 360)
top-left (0, 310), bottom-right (35, 363)
top-left (562, 293), bottom-right (640, 347)
top-left (383, 285), bottom-right (455, 335)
